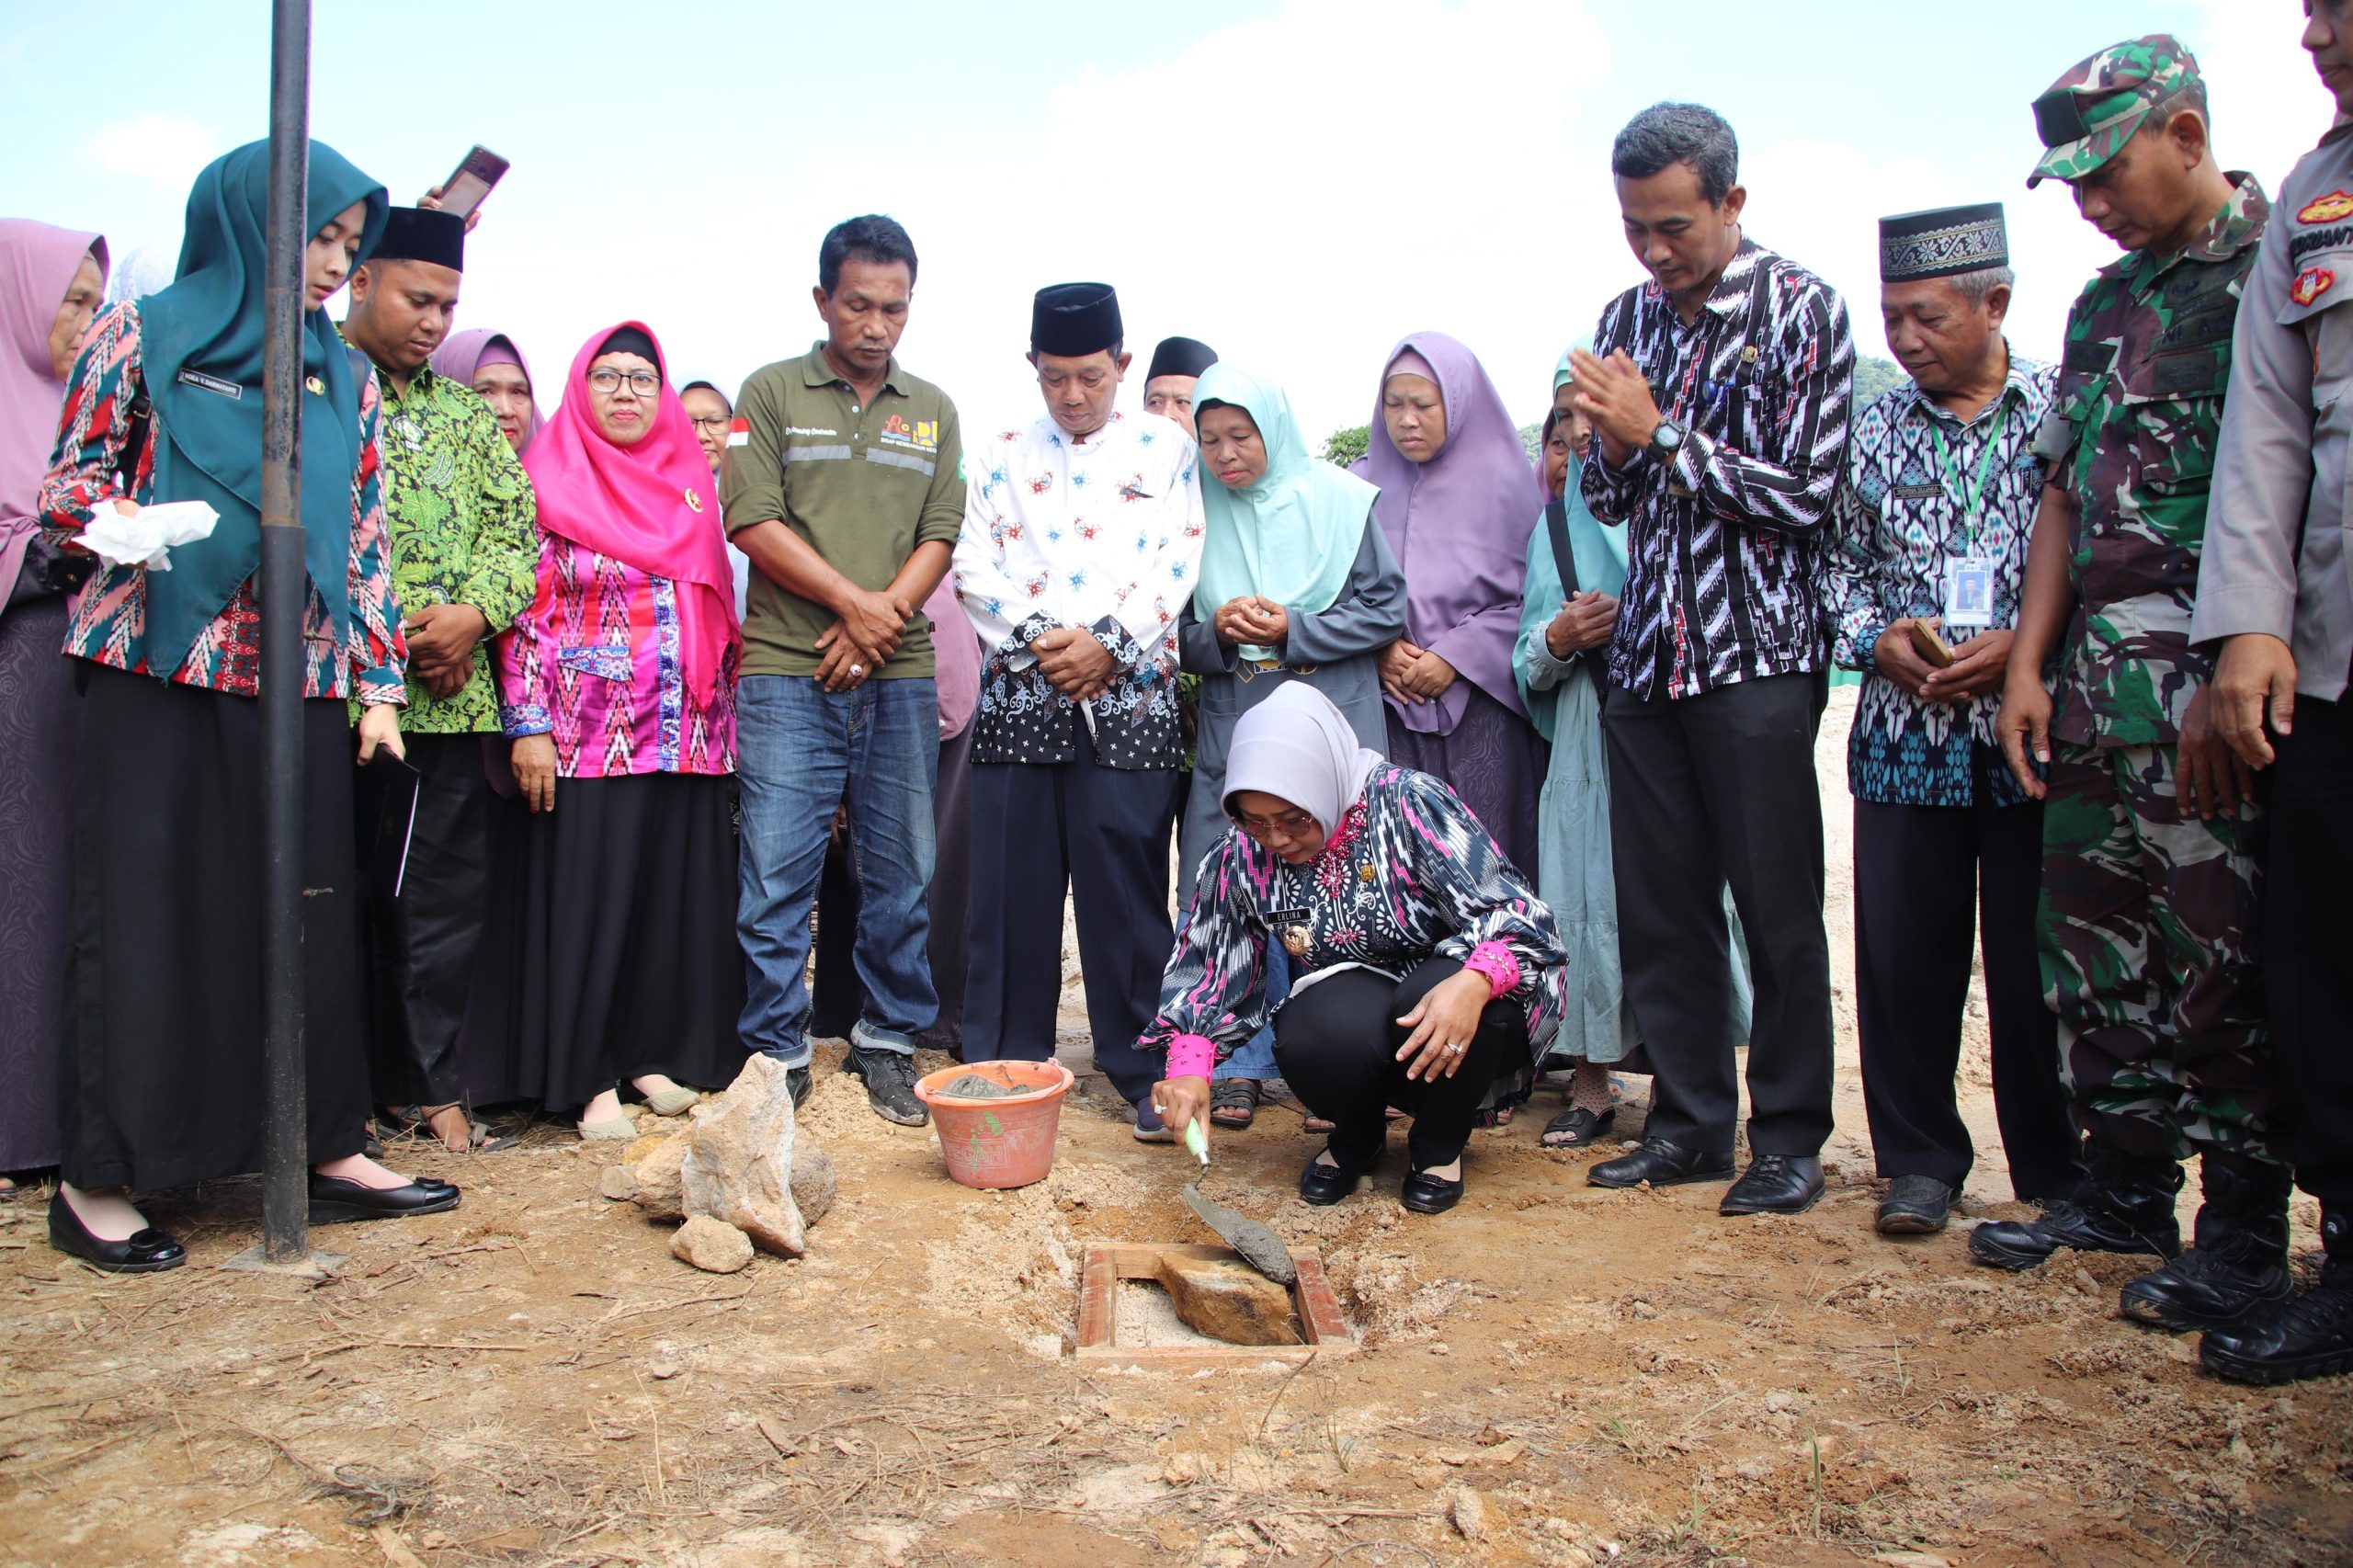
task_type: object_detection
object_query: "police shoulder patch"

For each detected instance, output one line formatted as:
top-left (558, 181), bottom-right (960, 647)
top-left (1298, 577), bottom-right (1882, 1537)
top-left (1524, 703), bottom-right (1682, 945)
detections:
top-left (2293, 267), bottom-right (2339, 309)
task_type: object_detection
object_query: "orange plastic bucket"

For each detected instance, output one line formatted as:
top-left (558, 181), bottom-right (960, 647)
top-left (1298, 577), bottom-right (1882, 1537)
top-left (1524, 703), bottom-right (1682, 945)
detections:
top-left (913, 1060), bottom-right (1074, 1190)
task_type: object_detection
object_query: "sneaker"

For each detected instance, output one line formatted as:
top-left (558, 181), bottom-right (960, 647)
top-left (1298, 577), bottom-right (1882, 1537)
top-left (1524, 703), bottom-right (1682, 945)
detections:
top-left (1133, 1098), bottom-right (1176, 1143)
top-left (844, 1045), bottom-right (926, 1126)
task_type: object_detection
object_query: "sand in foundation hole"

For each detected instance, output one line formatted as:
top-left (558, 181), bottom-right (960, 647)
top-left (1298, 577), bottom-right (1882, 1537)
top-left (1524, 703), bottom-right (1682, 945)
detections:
top-left (1114, 1279), bottom-right (1228, 1347)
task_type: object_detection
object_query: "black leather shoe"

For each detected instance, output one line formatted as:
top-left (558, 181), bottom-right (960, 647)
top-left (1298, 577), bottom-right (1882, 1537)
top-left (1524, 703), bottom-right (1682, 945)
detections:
top-left (1968, 1145), bottom-right (2182, 1271)
top-left (1298, 1149), bottom-right (1370, 1206)
top-left (2120, 1150), bottom-right (2292, 1332)
top-left (1587, 1138), bottom-right (1733, 1190)
top-left (1401, 1168), bottom-right (1464, 1215)
top-left (2203, 1209), bottom-right (2353, 1385)
top-left (1721, 1154), bottom-right (1824, 1216)
top-left (308, 1173), bottom-right (461, 1224)
top-left (48, 1191), bottom-right (185, 1274)
top-left (789, 1065), bottom-right (812, 1109)
top-left (1876, 1175), bottom-right (1952, 1235)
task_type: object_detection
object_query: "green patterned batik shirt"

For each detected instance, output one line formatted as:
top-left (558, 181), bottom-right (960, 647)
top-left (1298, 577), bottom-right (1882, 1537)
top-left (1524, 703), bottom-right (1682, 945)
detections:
top-left (2034, 173), bottom-right (2269, 748)
top-left (374, 362), bottom-right (540, 733)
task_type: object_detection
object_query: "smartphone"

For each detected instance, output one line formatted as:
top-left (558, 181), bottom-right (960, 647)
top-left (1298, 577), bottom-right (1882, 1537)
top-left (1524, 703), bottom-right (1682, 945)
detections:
top-left (436, 146), bottom-right (509, 220)
top-left (1909, 619), bottom-right (1956, 669)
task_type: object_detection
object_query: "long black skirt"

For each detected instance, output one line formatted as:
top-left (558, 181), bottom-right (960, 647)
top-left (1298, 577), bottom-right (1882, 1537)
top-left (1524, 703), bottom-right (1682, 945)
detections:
top-left (461, 771), bottom-right (747, 1111)
top-left (57, 665), bottom-right (372, 1191)
top-left (0, 597), bottom-right (75, 1173)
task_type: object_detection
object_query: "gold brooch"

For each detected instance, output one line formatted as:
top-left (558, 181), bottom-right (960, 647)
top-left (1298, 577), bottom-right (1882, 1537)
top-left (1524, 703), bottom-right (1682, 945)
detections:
top-left (304, 375), bottom-right (325, 396)
top-left (1281, 925), bottom-right (1313, 958)
top-left (685, 491), bottom-right (704, 512)
top-left (1358, 864), bottom-right (1376, 882)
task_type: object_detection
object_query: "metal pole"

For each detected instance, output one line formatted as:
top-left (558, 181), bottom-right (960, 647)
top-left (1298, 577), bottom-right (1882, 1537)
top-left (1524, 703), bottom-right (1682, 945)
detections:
top-left (256, 0), bottom-right (313, 1266)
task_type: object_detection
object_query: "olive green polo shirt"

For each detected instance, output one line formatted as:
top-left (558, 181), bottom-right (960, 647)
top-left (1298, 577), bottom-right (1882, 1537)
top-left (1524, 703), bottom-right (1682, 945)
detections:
top-left (720, 343), bottom-right (965, 679)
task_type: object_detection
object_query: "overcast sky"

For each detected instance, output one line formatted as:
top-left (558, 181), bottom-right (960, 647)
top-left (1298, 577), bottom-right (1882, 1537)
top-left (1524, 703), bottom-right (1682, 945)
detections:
top-left (3, 0), bottom-right (2324, 446)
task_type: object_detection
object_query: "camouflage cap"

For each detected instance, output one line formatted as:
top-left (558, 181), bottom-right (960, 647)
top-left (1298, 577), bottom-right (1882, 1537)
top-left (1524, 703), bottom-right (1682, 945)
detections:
top-left (2027, 35), bottom-right (2201, 188)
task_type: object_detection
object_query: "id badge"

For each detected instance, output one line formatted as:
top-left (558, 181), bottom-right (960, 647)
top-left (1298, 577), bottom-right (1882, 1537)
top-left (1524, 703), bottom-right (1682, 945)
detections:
top-left (1944, 557), bottom-right (1995, 630)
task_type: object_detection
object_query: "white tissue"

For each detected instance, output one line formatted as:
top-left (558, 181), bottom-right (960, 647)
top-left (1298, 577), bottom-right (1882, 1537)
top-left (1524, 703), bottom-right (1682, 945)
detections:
top-left (79, 500), bottom-right (221, 573)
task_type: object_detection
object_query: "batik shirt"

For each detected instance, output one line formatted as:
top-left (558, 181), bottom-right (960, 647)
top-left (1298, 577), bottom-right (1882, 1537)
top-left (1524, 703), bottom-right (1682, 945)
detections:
top-left (370, 358), bottom-right (540, 732)
top-left (1138, 765), bottom-right (1567, 1062)
top-left (39, 301), bottom-right (406, 702)
top-left (496, 535), bottom-right (737, 778)
top-left (953, 411), bottom-right (1205, 769)
top-left (1826, 353), bottom-right (2052, 806)
top-left (2036, 173), bottom-right (2270, 748)
top-left (1581, 239), bottom-right (1857, 700)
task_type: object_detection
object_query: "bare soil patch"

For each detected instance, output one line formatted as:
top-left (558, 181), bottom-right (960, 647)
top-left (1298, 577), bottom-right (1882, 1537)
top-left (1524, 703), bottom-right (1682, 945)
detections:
top-left (3, 690), bottom-right (2349, 1566)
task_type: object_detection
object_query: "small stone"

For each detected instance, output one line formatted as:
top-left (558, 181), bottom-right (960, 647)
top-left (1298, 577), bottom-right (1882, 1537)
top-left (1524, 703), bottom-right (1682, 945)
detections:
top-left (791, 1142), bottom-right (838, 1229)
top-left (648, 1362), bottom-right (679, 1381)
top-left (631, 1131), bottom-right (692, 1222)
top-left (1151, 1252), bottom-right (1298, 1346)
top-left (1430, 1341), bottom-right (1451, 1356)
top-left (670, 1215), bottom-right (753, 1274)
top-left (599, 1165), bottom-right (640, 1202)
top-left (684, 1055), bottom-right (808, 1257)
top-left (1446, 1486), bottom-right (1495, 1541)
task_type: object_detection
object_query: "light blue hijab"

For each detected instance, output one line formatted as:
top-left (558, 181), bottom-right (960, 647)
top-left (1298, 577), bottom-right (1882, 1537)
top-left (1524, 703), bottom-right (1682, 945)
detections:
top-left (1189, 363), bottom-right (1374, 661)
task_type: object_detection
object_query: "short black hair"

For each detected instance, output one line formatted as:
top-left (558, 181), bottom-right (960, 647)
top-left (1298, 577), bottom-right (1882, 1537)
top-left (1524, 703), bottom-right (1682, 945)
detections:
top-left (1611, 102), bottom-right (1740, 207)
top-left (818, 214), bottom-right (918, 294)
top-left (679, 380), bottom-right (732, 411)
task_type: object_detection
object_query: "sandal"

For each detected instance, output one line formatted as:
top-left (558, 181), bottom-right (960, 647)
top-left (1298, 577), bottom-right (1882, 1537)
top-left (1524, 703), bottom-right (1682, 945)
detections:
top-left (1303, 1115), bottom-right (1336, 1135)
top-left (1540, 1105), bottom-right (1616, 1150)
top-left (1210, 1078), bottom-right (1261, 1130)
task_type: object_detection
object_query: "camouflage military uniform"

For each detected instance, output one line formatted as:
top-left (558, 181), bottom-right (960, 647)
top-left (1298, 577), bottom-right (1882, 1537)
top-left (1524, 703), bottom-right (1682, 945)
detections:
top-left (2029, 39), bottom-right (2279, 1165)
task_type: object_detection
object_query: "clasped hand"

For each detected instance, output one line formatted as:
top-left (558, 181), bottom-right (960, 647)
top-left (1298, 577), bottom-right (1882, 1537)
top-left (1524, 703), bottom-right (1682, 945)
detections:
top-left (1213, 596), bottom-right (1290, 650)
top-left (1033, 626), bottom-right (1119, 701)
top-left (1380, 640), bottom-right (1458, 703)
top-left (813, 588), bottom-right (913, 693)
top-left (1566, 347), bottom-right (1665, 463)
top-left (402, 602), bottom-right (490, 699)
top-left (1545, 592), bottom-right (1618, 657)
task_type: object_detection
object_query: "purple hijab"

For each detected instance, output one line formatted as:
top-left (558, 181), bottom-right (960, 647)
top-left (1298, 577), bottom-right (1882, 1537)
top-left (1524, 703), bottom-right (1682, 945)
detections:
top-left (1, 221), bottom-right (106, 622)
top-left (431, 326), bottom-right (543, 453)
top-left (1356, 331), bottom-right (1540, 734)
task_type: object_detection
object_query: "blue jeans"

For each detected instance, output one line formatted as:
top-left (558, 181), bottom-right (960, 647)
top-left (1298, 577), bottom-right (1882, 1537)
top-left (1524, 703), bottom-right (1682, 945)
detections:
top-left (1214, 949), bottom-right (1288, 1081)
top-left (736, 675), bottom-right (938, 1065)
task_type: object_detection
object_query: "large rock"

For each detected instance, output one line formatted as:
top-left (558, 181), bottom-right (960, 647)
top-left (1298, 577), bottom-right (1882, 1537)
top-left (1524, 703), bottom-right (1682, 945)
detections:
top-left (631, 1129), bottom-right (692, 1222)
top-left (683, 1055), bottom-right (808, 1257)
top-left (671, 1215), bottom-right (753, 1274)
top-left (1152, 1251), bottom-right (1298, 1346)
top-left (792, 1142), bottom-right (837, 1229)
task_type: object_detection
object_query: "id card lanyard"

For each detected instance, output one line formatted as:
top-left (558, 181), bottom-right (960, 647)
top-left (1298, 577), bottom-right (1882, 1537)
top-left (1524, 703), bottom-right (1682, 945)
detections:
top-left (1921, 396), bottom-right (2011, 626)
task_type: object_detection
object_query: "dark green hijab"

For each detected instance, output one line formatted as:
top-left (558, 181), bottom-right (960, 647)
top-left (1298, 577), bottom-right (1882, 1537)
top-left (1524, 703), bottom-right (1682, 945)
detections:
top-left (138, 138), bottom-right (387, 678)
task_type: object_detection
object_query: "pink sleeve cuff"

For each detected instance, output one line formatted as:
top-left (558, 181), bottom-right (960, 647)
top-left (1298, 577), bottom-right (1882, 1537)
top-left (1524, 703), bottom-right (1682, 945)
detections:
top-left (1165, 1033), bottom-right (1217, 1081)
top-left (1462, 942), bottom-right (1521, 999)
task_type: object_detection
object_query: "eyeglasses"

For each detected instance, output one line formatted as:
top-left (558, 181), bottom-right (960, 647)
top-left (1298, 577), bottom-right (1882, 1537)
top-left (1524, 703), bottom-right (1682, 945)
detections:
top-left (588, 369), bottom-right (662, 396)
top-left (688, 415), bottom-right (731, 430)
top-left (1238, 810), bottom-right (1319, 841)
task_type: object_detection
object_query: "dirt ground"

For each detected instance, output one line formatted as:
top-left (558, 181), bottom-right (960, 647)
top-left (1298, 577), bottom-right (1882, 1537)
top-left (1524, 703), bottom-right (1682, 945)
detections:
top-left (4, 689), bottom-right (2350, 1568)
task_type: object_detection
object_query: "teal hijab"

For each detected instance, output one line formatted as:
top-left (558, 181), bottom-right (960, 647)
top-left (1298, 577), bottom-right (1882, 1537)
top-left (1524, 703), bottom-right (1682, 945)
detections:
top-left (1189, 363), bottom-right (1375, 661)
top-left (1551, 339), bottom-right (1627, 600)
top-left (138, 139), bottom-right (387, 679)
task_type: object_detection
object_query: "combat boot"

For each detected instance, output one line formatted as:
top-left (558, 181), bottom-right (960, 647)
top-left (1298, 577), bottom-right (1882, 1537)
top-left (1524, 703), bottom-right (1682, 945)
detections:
top-left (1968, 1142), bottom-right (2182, 1272)
top-left (2203, 1205), bottom-right (2353, 1386)
top-left (2119, 1149), bottom-right (2293, 1331)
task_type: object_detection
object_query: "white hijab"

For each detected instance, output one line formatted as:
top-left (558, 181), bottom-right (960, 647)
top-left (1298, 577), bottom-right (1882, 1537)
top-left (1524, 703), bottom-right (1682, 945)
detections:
top-left (1222, 684), bottom-right (1384, 838)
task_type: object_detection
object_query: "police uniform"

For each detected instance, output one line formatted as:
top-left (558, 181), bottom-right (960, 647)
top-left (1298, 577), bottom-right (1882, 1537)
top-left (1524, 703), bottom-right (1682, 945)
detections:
top-left (2189, 118), bottom-right (2353, 1383)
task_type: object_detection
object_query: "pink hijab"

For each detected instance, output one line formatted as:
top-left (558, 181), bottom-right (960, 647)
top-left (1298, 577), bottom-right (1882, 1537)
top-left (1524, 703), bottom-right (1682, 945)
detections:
top-left (432, 326), bottom-right (543, 452)
top-left (523, 321), bottom-right (738, 702)
top-left (1, 221), bottom-right (106, 619)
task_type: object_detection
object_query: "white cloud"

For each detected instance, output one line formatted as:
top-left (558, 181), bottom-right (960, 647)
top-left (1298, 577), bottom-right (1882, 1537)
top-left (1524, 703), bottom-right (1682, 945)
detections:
top-left (82, 112), bottom-right (232, 198)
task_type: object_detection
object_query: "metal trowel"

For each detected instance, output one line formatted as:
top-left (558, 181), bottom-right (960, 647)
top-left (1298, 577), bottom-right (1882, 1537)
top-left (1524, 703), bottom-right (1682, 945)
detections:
top-left (1179, 1118), bottom-right (1298, 1286)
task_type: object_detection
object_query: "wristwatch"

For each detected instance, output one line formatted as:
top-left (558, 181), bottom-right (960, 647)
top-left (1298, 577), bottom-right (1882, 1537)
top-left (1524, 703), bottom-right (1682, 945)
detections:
top-left (1647, 419), bottom-right (1687, 461)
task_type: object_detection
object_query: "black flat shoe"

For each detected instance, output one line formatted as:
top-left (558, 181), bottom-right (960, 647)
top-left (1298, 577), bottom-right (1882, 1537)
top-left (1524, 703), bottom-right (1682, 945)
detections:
top-left (1721, 1154), bottom-right (1824, 1216)
top-left (1876, 1174), bottom-right (1952, 1235)
top-left (1401, 1168), bottom-right (1464, 1215)
top-left (1298, 1149), bottom-right (1370, 1206)
top-left (48, 1191), bottom-right (185, 1274)
top-left (308, 1173), bottom-right (461, 1224)
top-left (1587, 1138), bottom-right (1734, 1189)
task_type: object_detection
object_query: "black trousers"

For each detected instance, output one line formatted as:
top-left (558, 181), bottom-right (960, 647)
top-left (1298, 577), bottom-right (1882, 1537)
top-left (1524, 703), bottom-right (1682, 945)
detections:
top-left (1275, 959), bottom-right (1528, 1169)
top-left (963, 744), bottom-right (1180, 1106)
top-left (2266, 694), bottom-right (2351, 1204)
top-left (812, 722), bottom-right (974, 1053)
top-left (357, 733), bottom-right (494, 1108)
top-left (1854, 786), bottom-right (2085, 1201)
top-left (1603, 672), bottom-right (1835, 1156)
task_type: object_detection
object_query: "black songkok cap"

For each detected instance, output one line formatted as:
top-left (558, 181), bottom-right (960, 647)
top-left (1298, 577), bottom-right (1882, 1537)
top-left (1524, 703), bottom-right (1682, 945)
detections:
top-left (1031, 282), bottom-right (1123, 358)
top-left (369, 205), bottom-right (466, 271)
top-left (1879, 203), bottom-right (2008, 283)
top-left (1145, 335), bottom-right (1218, 381)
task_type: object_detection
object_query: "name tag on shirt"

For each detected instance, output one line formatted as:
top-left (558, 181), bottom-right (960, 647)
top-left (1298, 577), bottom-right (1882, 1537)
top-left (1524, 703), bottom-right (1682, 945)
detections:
top-left (1945, 557), bottom-right (1995, 630)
